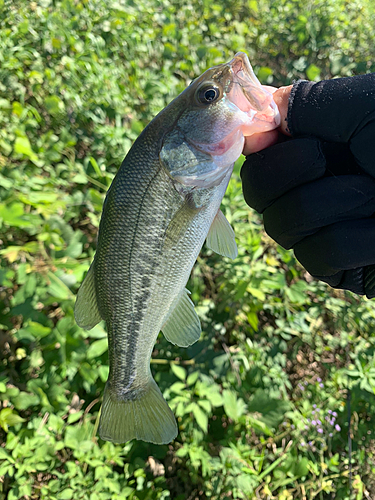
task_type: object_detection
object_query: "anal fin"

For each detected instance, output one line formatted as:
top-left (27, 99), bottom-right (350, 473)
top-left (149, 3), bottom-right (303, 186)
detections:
top-left (206, 209), bottom-right (238, 259)
top-left (74, 262), bottom-right (102, 330)
top-left (161, 289), bottom-right (201, 347)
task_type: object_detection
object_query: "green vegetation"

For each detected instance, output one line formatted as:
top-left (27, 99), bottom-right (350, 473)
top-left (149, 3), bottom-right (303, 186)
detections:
top-left (1, 0), bottom-right (375, 498)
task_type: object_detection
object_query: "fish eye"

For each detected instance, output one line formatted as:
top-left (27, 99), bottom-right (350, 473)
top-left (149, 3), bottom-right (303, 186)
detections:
top-left (196, 84), bottom-right (221, 105)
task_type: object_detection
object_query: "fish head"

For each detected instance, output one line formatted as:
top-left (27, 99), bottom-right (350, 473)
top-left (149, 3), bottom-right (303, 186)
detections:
top-left (160, 52), bottom-right (280, 188)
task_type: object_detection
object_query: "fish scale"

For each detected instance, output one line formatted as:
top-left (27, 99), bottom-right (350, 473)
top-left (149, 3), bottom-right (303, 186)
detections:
top-left (74, 52), bottom-right (280, 444)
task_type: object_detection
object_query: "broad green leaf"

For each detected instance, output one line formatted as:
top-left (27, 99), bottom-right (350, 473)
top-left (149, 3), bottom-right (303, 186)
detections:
top-left (295, 457), bottom-right (309, 477)
top-left (306, 64), bottom-right (321, 81)
top-left (0, 203), bottom-right (36, 228)
top-left (12, 392), bottom-right (40, 410)
top-left (206, 390), bottom-right (223, 407)
top-left (14, 136), bottom-right (38, 162)
top-left (98, 364), bottom-right (109, 382)
top-left (247, 389), bottom-right (290, 428)
top-left (222, 390), bottom-right (247, 422)
top-left (0, 448), bottom-right (11, 460)
top-left (247, 287), bottom-right (265, 301)
top-left (192, 404), bottom-right (208, 432)
top-left (45, 95), bottom-right (65, 116)
top-left (27, 322), bottom-right (52, 338)
top-left (257, 66), bottom-right (273, 83)
top-left (186, 371), bottom-right (199, 386)
top-left (84, 324), bottom-right (107, 339)
top-left (58, 488), bottom-right (74, 499)
top-left (198, 399), bottom-right (211, 413)
top-left (87, 338), bottom-right (108, 359)
top-left (0, 408), bottom-right (26, 432)
top-left (171, 364), bottom-right (187, 381)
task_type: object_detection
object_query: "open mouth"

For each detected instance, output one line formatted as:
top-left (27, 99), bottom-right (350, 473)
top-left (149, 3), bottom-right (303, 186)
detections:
top-left (186, 52), bottom-right (280, 165)
top-left (227, 52), bottom-right (280, 127)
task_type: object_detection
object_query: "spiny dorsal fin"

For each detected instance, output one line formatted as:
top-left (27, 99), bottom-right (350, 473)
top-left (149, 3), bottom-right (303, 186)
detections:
top-left (74, 262), bottom-right (102, 330)
top-left (206, 209), bottom-right (238, 260)
top-left (161, 289), bottom-right (201, 347)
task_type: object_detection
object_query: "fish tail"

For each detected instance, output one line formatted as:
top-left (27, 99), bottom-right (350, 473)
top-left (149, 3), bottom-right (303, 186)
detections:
top-left (98, 378), bottom-right (178, 445)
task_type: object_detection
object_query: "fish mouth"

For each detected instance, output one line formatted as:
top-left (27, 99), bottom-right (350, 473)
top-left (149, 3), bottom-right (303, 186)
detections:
top-left (186, 52), bottom-right (280, 169)
top-left (227, 52), bottom-right (280, 131)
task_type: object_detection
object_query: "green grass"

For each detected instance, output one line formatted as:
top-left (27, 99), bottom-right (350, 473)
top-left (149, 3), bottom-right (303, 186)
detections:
top-left (1, 0), bottom-right (375, 498)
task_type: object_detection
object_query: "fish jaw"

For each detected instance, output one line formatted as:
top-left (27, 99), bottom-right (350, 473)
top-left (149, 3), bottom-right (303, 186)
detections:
top-left (183, 52), bottom-right (280, 175)
top-left (226, 52), bottom-right (280, 135)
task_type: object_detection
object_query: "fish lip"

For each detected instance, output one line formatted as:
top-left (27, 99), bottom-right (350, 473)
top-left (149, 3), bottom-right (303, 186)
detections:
top-left (229, 52), bottom-right (256, 81)
top-left (226, 52), bottom-right (280, 125)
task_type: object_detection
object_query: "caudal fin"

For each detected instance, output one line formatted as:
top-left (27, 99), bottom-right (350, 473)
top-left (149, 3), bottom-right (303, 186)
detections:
top-left (99, 378), bottom-right (178, 445)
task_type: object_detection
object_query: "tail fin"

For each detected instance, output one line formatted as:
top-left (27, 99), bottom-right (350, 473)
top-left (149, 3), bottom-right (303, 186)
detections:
top-left (99, 378), bottom-right (178, 445)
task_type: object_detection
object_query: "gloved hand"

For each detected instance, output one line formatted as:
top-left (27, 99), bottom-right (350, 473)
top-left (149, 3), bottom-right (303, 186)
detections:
top-left (241, 74), bottom-right (375, 298)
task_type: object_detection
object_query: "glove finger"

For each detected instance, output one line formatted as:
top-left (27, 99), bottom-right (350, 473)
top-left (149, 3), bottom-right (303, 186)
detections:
top-left (318, 264), bottom-right (375, 298)
top-left (320, 141), bottom-right (363, 177)
top-left (294, 218), bottom-right (375, 278)
top-left (320, 266), bottom-right (375, 298)
top-left (305, 267), bottom-right (367, 296)
top-left (263, 175), bottom-right (375, 249)
top-left (241, 138), bottom-right (327, 212)
top-left (289, 75), bottom-right (375, 152)
top-left (364, 265), bottom-right (375, 298)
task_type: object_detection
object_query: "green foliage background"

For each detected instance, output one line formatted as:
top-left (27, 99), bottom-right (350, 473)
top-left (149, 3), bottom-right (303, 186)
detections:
top-left (1, 0), bottom-right (375, 498)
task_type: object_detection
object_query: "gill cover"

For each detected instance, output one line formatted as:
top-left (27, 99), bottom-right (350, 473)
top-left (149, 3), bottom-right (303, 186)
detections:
top-left (160, 128), bottom-right (229, 188)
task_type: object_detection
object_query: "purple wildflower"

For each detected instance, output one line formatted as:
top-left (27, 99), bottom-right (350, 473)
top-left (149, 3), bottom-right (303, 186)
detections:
top-left (328, 409), bottom-right (332, 414)
top-left (312, 420), bottom-right (317, 426)
top-left (335, 424), bottom-right (341, 431)
top-left (317, 377), bottom-right (322, 382)
top-left (319, 383), bottom-right (324, 388)
top-left (332, 412), bottom-right (338, 417)
top-left (329, 433), bottom-right (333, 437)
top-left (317, 428), bottom-right (323, 434)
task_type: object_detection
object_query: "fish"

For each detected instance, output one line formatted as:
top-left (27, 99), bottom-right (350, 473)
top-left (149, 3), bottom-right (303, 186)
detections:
top-left (74, 52), bottom-right (280, 445)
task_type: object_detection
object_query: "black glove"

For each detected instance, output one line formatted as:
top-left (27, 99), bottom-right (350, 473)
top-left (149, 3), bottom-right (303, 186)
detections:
top-left (241, 74), bottom-right (375, 298)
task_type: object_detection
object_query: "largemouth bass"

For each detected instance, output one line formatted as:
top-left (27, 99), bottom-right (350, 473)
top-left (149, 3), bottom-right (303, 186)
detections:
top-left (75, 52), bottom-right (280, 445)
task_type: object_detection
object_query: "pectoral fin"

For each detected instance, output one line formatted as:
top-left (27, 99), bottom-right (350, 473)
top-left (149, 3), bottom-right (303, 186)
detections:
top-left (161, 289), bottom-right (201, 347)
top-left (74, 262), bottom-right (102, 330)
top-left (206, 209), bottom-right (238, 259)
